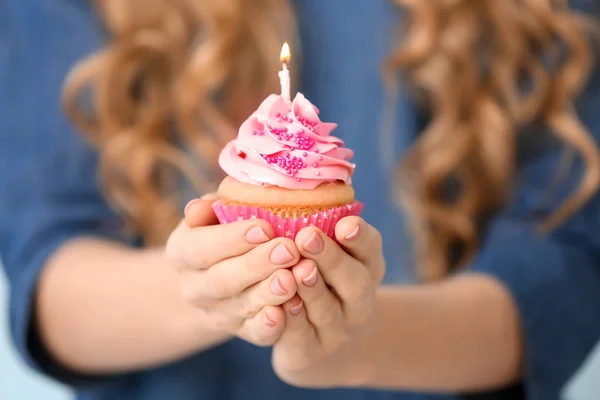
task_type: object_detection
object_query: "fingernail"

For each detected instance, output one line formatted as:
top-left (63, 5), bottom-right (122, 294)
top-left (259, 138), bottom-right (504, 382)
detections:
top-left (184, 199), bottom-right (202, 215)
top-left (200, 193), bottom-right (219, 201)
top-left (290, 301), bottom-right (303, 315)
top-left (246, 226), bottom-right (270, 244)
top-left (345, 225), bottom-right (360, 240)
top-left (270, 243), bottom-right (295, 265)
top-left (302, 231), bottom-right (324, 254)
top-left (302, 266), bottom-right (318, 287)
top-left (270, 276), bottom-right (288, 296)
top-left (263, 311), bottom-right (276, 327)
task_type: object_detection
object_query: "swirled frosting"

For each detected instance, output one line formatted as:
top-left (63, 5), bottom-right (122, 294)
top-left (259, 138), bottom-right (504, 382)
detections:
top-left (218, 93), bottom-right (355, 190)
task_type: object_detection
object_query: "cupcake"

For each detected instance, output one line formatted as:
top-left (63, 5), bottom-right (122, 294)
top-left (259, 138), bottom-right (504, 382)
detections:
top-left (213, 92), bottom-right (363, 240)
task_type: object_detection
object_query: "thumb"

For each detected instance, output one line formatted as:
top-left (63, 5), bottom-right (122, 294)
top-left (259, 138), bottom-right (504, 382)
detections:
top-left (184, 193), bottom-right (219, 228)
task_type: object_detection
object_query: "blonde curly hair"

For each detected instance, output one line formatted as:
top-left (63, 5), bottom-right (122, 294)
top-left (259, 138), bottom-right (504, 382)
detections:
top-left (63, 0), bottom-right (600, 280)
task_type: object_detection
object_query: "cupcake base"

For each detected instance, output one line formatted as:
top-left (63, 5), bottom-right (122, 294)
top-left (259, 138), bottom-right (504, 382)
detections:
top-left (212, 200), bottom-right (364, 240)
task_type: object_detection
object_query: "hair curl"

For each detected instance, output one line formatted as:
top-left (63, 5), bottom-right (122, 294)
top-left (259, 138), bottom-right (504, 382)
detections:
top-left (63, 0), bottom-right (296, 244)
top-left (386, 0), bottom-right (600, 279)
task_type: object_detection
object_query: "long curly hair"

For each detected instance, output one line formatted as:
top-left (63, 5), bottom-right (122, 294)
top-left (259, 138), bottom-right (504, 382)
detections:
top-left (63, 0), bottom-right (296, 243)
top-left (63, 0), bottom-right (600, 280)
top-left (389, 0), bottom-right (600, 279)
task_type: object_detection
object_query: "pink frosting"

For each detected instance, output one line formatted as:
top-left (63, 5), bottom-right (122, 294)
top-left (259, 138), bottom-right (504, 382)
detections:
top-left (219, 93), bottom-right (355, 190)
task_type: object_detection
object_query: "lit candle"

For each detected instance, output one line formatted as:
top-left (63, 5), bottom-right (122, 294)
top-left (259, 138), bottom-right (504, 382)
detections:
top-left (278, 42), bottom-right (291, 103)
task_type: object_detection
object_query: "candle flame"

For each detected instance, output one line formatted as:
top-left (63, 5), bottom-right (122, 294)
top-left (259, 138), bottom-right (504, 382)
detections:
top-left (280, 42), bottom-right (291, 64)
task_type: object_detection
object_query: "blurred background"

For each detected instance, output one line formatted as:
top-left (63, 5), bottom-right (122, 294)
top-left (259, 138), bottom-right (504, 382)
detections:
top-left (2, 2), bottom-right (600, 400)
top-left (0, 270), bottom-right (71, 400)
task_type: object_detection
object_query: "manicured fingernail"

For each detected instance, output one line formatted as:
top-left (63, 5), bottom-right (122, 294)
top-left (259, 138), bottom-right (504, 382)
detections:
top-left (270, 243), bottom-right (294, 265)
top-left (290, 301), bottom-right (303, 315)
top-left (345, 225), bottom-right (360, 240)
top-left (270, 276), bottom-right (288, 296)
top-left (246, 226), bottom-right (270, 244)
top-left (200, 193), bottom-right (219, 201)
top-left (184, 199), bottom-right (202, 215)
top-left (302, 231), bottom-right (324, 254)
top-left (263, 311), bottom-right (276, 327)
top-left (302, 266), bottom-right (318, 287)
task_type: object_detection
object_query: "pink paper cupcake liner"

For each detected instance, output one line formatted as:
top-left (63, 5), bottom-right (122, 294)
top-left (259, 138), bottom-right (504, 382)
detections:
top-left (212, 200), bottom-right (364, 240)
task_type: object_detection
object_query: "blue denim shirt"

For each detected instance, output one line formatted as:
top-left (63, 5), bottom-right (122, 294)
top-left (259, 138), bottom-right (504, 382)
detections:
top-left (2, 1), bottom-right (600, 400)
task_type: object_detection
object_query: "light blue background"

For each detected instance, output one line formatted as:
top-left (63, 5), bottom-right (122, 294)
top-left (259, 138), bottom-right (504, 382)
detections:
top-left (562, 340), bottom-right (600, 400)
top-left (0, 270), bottom-right (71, 400)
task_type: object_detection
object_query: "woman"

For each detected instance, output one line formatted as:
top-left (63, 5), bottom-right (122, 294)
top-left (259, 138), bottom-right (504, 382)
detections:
top-left (2, 0), bottom-right (600, 399)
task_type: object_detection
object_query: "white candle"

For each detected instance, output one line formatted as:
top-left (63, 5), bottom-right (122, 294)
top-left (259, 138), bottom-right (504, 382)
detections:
top-left (278, 42), bottom-right (291, 102)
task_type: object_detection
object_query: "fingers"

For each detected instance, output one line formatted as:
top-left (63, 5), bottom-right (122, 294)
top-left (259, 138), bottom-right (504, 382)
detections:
top-left (167, 218), bottom-right (276, 270)
top-left (334, 217), bottom-right (385, 273)
top-left (294, 227), bottom-right (370, 304)
top-left (290, 259), bottom-right (343, 330)
top-left (195, 238), bottom-right (300, 299)
top-left (184, 193), bottom-right (219, 227)
top-left (230, 268), bottom-right (298, 318)
top-left (279, 295), bottom-right (318, 351)
top-left (271, 296), bottom-right (320, 387)
top-left (239, 305), bottom-right (286, 347)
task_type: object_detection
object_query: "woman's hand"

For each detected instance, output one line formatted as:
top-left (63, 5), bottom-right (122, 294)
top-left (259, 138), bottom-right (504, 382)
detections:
top-left (272, 216), bottom-right (385, 387)
top-left (165, 197), bottom-right (301, 346)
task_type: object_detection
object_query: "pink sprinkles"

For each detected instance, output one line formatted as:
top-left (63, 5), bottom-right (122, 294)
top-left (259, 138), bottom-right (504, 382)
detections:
top-left (292, 132), bottom-right (316, 151)
top-left (268, 126), bottom-right (315, 151)
top-left (269, 126), bottom-right (290, 138)
top-left (253, 111), bottom-right (328, 180)
top-left (297, 115), bottom-right (318, 131)
top-left (263, 153), bottom-right (307, 177)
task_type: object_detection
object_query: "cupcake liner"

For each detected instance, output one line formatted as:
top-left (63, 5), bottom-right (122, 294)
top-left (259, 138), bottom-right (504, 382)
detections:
top-left (212, 200), bottom-right (364, 240)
